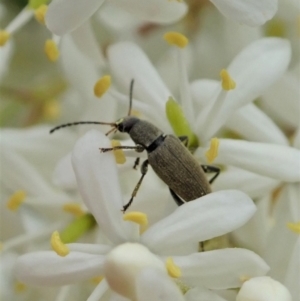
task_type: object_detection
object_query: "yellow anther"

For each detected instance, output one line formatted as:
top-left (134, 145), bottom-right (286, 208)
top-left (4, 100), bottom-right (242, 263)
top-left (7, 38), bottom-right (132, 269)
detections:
top-left (63, 203), bottom-right (85, 217)
top-left (239, 275), bottom-right (251, 283)
top-left (34, 5), bottom-right (48, 25)
top-left (7, 190), bottom-right (26, 211)
top-left (44, 39), bottom-right (59, 62)
top-left (220, 69), bottom-right (236, 91)
top-left (51, 231), bottom-right (69, 257)
top-left (15, 282), bottom-right (27, 293)
top-left (0, 30), bottom-right (10, 47)
top-left (111, 140), bottom-right (126, 164)
top-left (130, 109), bottom-right (142, 117)
top-left (163, 32), bottom-right (188, 48)
top-left (94, 75), bottom-right (111, 98)
top-left (166, 257), bottom-right (181, 278)
top-left (91, 276), bottom-right (104, 284)
top-left (123, 211), bottom-right (148, 227)
top-left (205, 138), bottom-right (219, 163)
top-left (43, 99), bottom-right (61, 120)
top-left (287, 222), bottom-right (300, 234)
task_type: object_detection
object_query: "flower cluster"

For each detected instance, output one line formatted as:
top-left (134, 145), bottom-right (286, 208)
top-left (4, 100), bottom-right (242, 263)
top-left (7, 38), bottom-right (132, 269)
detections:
top-left (0, 0), bottom-right (299, 300)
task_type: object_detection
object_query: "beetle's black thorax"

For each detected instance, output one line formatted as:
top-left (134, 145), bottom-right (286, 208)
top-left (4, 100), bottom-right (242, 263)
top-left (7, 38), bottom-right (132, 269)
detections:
top-left (129, 120), bottom-right (164, 151)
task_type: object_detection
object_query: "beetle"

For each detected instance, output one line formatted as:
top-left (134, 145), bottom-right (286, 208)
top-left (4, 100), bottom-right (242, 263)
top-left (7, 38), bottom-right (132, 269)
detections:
top-left (50, 80), bottom-right (220, 212)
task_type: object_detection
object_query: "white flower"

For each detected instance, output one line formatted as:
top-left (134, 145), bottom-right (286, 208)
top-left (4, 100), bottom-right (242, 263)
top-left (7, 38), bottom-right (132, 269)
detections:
top-left (15, 130), bottom-right (268, 300)
top-left (210, 0), bottom-right (278, 26)
top-left (236, 276), bottom-right (292, 301)
top-left (45, 0), bottom-right (188, 36)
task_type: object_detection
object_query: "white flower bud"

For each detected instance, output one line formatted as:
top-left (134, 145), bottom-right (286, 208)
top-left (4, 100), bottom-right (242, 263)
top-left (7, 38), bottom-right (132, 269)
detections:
top-left (236, 276), bottom-right (292, 301)
top-left (104, 243), bottom-right (166, 300)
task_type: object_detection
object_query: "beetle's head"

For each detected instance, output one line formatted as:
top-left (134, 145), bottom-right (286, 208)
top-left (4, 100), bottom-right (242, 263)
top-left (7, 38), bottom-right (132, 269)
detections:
top-left (116, 116), bottom-right (139, 133)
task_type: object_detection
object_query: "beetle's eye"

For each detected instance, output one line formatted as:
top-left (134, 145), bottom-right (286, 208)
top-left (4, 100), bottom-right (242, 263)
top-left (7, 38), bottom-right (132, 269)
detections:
top-left (118, 123), bottom-right (125, 132)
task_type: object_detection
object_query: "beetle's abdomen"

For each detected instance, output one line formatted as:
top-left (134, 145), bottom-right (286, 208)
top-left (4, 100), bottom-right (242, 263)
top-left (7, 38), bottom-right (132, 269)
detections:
top-left (148, 135), bottom-right (211, 202)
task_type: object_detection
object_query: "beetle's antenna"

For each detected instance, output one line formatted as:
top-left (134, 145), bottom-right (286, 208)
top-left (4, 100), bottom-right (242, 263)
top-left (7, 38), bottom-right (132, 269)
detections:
top-left (50, 121), bottom-right (116, 134)
top-left (105, 127), bottom-right (118, 136)
top-left (128, 79), bottom-right (134, 116)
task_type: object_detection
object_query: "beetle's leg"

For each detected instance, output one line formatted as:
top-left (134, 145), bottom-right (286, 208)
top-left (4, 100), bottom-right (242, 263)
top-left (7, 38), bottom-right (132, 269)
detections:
top-left (123, 159), bottom-right (149, 212)
top-left (201, 165), bottom-right (220, 184)
top-left (178, 135), bottom-right (189, 147)
top-left (133, 157), bottom-right (140, 170)
top-left (100, 144), bottom-right (144, 153)
top-left (169, 188), bottom-right (186, 206)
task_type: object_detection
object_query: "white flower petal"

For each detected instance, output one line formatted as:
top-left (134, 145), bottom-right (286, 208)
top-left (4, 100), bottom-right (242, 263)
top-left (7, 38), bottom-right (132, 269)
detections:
top-left (190, 79), bottom-right (218, 110)
top-left (61, 35), bottom-right (100, 101)
top-left (197, 38), bottom-right (291, 141)
top-left (197, 139), bottom-right (300, 182)
top-left (71, 130), bottom-right (134, 243)
top-left (68, 243), bottom-right (112, 254)
top-left (212, 166), bottom-right (279, 199)
top-left (70, 21), bottom-right (105, 66)
top-left (142, 190), bottom-right (256, 255)
top-left (285, 238), bottom-right (300, 301)
top-left (293, 128), bottom-right (300, 150)
top-left (1, 125), bottom-right (77, 180)
top-left (185, 287), bottom-right (227, 301)
top-left (263, 188), bottom-right (297, 282)
top-left (174, 249), bottom-right (269, 289)
top-left (136, 268), bottom-right (184, 301)
top-left (232, 196), bottom-right (271, 254)
top-left (286, 183), bottom-right (300, 222)
top-left (15, 251), bottom-right (105, 286)
top-left (261, 71), bottom-right (300, 128)
top-left (107, 42), bottom-right (171, 129)
top-left (1, 146), bottom-right (58, 196)
top-left (46, 0), bottom-right (105, 35)
top-left (111, 0), bottom-right (187, 24)
top-left (210, 0), bottom-right (278, 26)
top-left (236, 276), bottom-right (292, 301)
top-left (52, 152), bottom-right (77, 190)
top-left (226, 103), bottom-right (288, 145)
top-left (87, 280), bottom-right (109, 301)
